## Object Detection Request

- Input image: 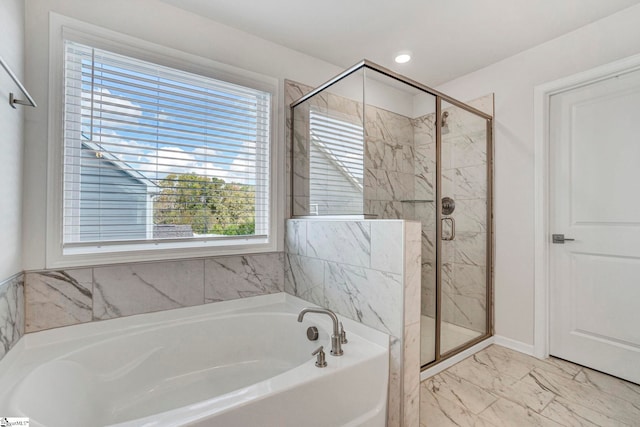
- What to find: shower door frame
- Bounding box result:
[432,97,494,369]
[289,60,494,370]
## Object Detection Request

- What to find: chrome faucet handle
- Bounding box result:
[312,346,327,368]
[339,322,348,344]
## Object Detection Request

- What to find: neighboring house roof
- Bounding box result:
[81,139,158,190]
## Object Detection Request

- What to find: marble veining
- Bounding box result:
[365,138,386,170]
[365,107,413,145]
[284,253,324,307]
[411,114,436,145]
[374,170,414,202]
[387,335,402,427]
[441,165,487,201]
[324,261,402,336]
[93,260,204,320]
[421,344,640,427]
[285,220,307,256]
[403,320,421,427]
[307,221,371,268]
[0,273,24,361]
[371,221,404,274]
[25,269,93,332]
[21,253,285,333]
[204,254,284,303]
[404,222,422,325]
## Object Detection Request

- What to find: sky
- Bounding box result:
[72,41,269,187]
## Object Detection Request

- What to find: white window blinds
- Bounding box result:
[309,108,364,215]
[63,40,271,247]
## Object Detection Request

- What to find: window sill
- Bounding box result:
[47,237,276,269]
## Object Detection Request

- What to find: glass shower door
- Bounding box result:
[438,100,491,355]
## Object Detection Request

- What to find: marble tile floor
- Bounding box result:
[421,315,483,366]
[420,344,640,426]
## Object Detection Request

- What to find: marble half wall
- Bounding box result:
[284,219,421,427]
[0,273,24,362]
[24,253,284,333]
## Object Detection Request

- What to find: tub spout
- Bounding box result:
[297,307,343,356]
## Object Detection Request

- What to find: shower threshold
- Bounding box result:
[420,315,483,366]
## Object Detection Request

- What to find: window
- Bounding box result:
[58,38,274,262]
[308,108,364,215]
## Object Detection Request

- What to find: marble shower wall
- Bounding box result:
[364,106,416,220]
[0,273,24,362]
[24,253,284,333]
[284,218,421,427]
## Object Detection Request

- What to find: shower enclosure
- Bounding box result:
[290,60,493,369]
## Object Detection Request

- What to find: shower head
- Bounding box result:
[441,111,449,135]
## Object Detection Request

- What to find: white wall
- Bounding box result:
[23,0,342,270]
[0,0,25,279]
[435,4,640,346]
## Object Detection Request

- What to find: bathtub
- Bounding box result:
[0,293,389,426]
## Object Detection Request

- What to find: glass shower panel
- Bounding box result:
[412,92,438,366]
[440,101,489,354]
[292,69,365,216]
[361,68,438,366]
[362,69,431,218]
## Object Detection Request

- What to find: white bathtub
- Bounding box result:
[0,293,389,427]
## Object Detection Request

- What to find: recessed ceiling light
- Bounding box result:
[394,52,412,64]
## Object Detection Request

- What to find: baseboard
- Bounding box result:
[493,335,535,356]
[420,337,495,381]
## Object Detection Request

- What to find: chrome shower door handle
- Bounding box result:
[441,217,455,241]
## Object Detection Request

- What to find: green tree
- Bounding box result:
[154,173,255,235]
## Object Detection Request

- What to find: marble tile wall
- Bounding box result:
[0,273,24,362]
[284,218,420,427]
[24,253,284,332]
[364,107,416,221]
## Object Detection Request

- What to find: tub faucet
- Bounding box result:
[297,307,343,356]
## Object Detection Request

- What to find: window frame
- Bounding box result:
[46,15,281,268]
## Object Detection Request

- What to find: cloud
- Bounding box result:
[95,136,257,186]
[82,88,143,118]
[83,97,260,186]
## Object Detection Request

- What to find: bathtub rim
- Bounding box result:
[0,292,389,378]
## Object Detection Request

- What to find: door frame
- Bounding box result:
[533,53,640,359]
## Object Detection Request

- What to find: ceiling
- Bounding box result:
[159,0,640,86]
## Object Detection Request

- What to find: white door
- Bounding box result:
[549,68,640,384]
